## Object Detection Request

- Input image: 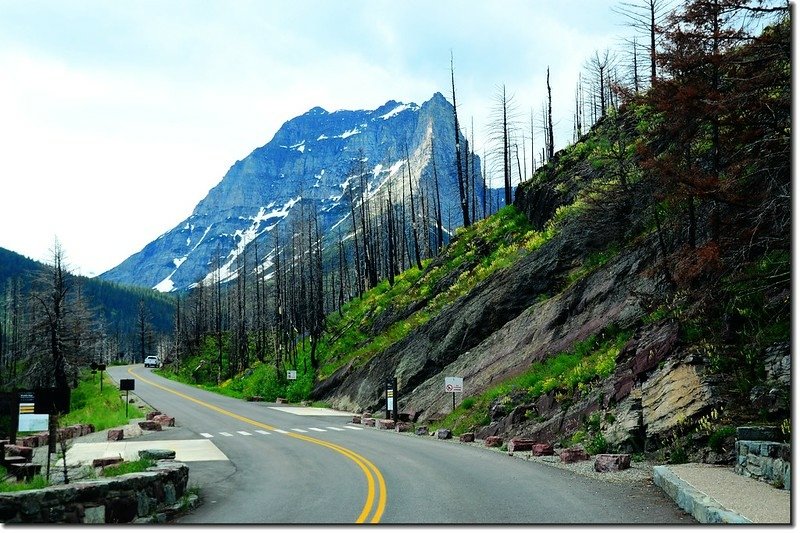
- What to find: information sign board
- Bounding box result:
[287,370,297,380]
[444,376,463,393]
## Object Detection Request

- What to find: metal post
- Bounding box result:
[392,377,398,422]
[452,392,456,412]
[125,390,129,417]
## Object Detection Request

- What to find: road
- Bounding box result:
[107,365,692,525]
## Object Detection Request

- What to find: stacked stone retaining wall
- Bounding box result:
[0,460,189,524]
[735,440,790,490]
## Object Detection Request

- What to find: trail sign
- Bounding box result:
[287,370,297,380]
[444,377,463,393]
[119,379,135,417]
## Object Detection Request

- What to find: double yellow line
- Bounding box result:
[126,367,386,523]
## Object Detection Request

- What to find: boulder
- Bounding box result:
[138,421,163,431]
[362,412,373,419]
[507,437,536,453]
[415,426,428,436]
[459,432,475,443]
[275,397,288,404]
[436,428,452,440]
[352,415,362,424]
[92,456,124,468]
[146,411,163,421]
[484,436,503,448]
[594,453,631,472]
[247,395,264,402]
[531,443,554,456]
[560,446,590,463]
[107,429,124,441]
[363,418,376,427]
[395,422,413,433]
[138,449,177,461]
[152,415,175,427]
[377,419,395,430]
[19,435,40,448]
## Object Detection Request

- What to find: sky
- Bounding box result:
[0,0,626,277]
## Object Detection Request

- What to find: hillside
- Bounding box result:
[161,12,789,460]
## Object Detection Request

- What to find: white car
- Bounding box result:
[144,356,161,368]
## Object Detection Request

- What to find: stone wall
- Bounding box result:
[735,440,790,490]
[0,460,189,524]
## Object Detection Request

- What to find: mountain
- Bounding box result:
[100,93,485,292]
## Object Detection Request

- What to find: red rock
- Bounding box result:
[4,445,33,461]
[395,422,413,432]
[20,436,39,448]
[352,415,362,424]
[153,414,175,427]
[138,420,162,431]
[362,412,372,419]
[594,453,631,472]
[484,436,503,448]
[531,443,554,456]
[92,456,124,468]
[559,446,590,463]
[459,432,475,443]
[363,418,376,427]
[146,411,162,421]
[507,437,536,453]
[377,419,395,430]
[107,429,124,441]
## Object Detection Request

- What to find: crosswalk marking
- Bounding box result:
[200,432,214,438]
[344,425,364,430]
[291,428,308,433]
[273,429,290,434]
[308,427,326,432]
[220,432,234,437]
[237,431,252,436]
[325,427,346,431]
[255,430,270,435]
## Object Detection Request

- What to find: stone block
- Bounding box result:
[459,432,475,443]
[152,415,175,427]
[107,429,124,441]
[83,506,105,524]
[275,397,288,404]
[507,437,535,453]
[436,428,452,440]
[4,445,33,462]
[531,443,554,456]
[246,396,264,402]
[415,426,428,436]
[352,415,362,424]
[92,457,124,468]
[362,412,372,419]
[138,421,162,431]
[594,453,631,472]
[146,411,162,421]
[484,436,503,448]
[395,422,412,433]
[377,419,395,430]
[139,449,177,461]
[560,446,590,463]
[363,418,376,427]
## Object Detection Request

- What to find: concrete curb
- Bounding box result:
[653,465,751,524]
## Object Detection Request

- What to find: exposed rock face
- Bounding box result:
[641,360,715,436]
[101,93,485,292]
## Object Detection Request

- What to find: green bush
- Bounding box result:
[101,458,155,477]
[585,434,609,455]
[708,426,736,452]
[461,398,475,410]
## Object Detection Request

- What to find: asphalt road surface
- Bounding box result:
[106,365,692,525]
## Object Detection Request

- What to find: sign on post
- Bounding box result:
[119,379,135,417]
[18,391,48,432]
[444,377,464,411]
[385,377,398,422]
[287,370,297,380]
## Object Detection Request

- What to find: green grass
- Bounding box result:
[433,328,632,434]
[0,472,49,492]
[60,372,145,430]
[100,458,155,477]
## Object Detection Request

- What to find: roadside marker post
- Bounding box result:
[385,377,398,422]
[120,379,135,417]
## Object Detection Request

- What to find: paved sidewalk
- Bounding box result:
[654,463,790,524]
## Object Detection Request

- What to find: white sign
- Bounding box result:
[387,389,394,411]
[287,370,297,380]
[19,414,48,432]
[444,376,463,393]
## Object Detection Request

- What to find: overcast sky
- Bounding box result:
[0,0,626,276]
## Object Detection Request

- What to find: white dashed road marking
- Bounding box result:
[308,427,326,432]
[237,431,252,436]
[273,429,290,434]
[291,428,309,433]
[220,432,234,437]
[255,430,270,435]
[200,433,214,438]
[345,425,364,430]
[326,427,346,431]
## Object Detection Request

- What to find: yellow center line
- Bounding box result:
[126,367,386,523]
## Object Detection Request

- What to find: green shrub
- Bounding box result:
[585,434,609,455]
[461,398,475,410]
[708,426,736,452]
[101,458,155,477]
